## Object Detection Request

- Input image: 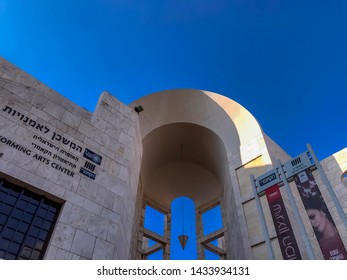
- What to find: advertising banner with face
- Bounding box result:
[265,185,302,260]
[294,169,347,260]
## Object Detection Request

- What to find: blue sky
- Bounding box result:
[1,1,347,259]
[1,1,346,160]
[144,197,222,259]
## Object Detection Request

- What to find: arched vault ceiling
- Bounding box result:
[131,89,264,208]
[141,123,228,208]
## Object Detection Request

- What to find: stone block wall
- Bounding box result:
[1,56,346,260]
[234,144,347,260]
[0,57,142,259]
[314,149,347,249]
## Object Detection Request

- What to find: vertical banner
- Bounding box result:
[265,185,302,260]
[294,169,347,260]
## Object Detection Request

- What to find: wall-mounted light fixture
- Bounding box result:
[134,105,144,114]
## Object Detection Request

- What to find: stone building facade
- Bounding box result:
[0,56,346,260]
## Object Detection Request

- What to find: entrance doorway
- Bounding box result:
[136,123,228,259]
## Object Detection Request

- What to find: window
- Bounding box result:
[202,205,222,236]
[0,179,61,259]
[171,197,197,260]
[144,205,165,260]
[201,205,224,260]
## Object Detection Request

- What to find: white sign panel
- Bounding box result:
[282,151,315,179]
[255,168,281,194]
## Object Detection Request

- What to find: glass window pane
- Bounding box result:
[36,208,47,219]
[28,226,40,236]
[42,221,52,231]
[21,195,29,202]
[16,200,28,211]
[7,242,21,255]
[33,217,44,227]
[7,218,19,229]
[0,213,7,225]
[13,232,25,243]
[5,252,16,260]
[0,250,5,258]
[46,211,55,221]
[17,222,29,233]
[6,195,17,206]
[0,190,7,201]
[31,250,41,260]
[0,239,9,250]
[26,203,37,214]
[12,209,24,220]
[20,246,32,259]
[49,207,57,214]
[3,228,15,240]
[22,212,34,223]
[1,204,12,215]
[25,236,36,247]
[35,240,44,251]
[41,202,50,210]
[0,179,61,260]
[38,230,48,240]
[29,198,39,206]
[9,188,21,197]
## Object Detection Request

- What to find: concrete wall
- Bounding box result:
[1,57,346,260]
[235,146,347,260]
[130,89,278,260]
[313,149,347,254]
[0,57,142,259]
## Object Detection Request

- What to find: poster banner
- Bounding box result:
[294,169,347,260]
[265,185,302,260]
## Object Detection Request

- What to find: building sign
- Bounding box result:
[83,148,102,165]
[265,185,302,259]
[1,105,102,180]
[80,167,96,180]
[255,168,302,259]
[283,151,314,179]
[293,169,347,260]
[256,169,281,194]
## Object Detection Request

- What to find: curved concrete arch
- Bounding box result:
[130,89,264,158]
[141,122,227,208]
[131,89,273,259]
[148,161,221,208]
[131,89,270,209]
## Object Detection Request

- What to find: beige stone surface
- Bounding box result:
[0,58,142,260]
[1,57,346,260]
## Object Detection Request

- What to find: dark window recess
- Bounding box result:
[0,179,61,259]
